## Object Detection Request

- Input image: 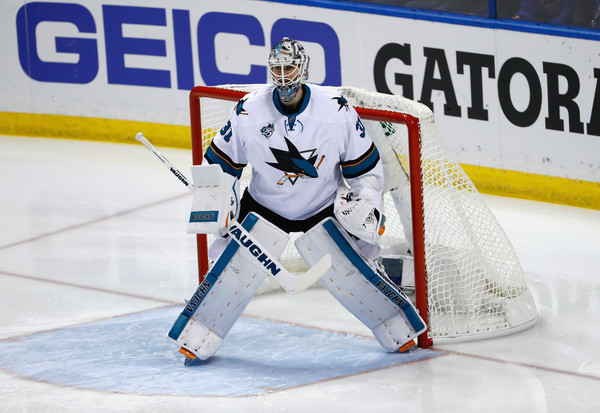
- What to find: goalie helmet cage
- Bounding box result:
[189,84,538,349]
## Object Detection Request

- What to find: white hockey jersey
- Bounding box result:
[205,84,384,221]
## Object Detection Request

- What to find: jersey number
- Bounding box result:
[220,120,232,142]
[356,117,366,138]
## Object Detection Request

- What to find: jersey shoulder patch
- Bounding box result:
[331,95,349,112]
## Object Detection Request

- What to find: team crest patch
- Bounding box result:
[260,123,275,138]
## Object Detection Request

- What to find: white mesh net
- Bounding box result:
[192,84,537,344]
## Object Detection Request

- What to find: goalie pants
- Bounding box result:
[232,188,380,260]
[209,189,341,262]
[239,188,335,233]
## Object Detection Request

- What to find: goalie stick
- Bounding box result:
[134,132,331,294]
[135,132,194,191]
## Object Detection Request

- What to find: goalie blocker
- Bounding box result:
[296,218,426,352]
[187,163,240,236]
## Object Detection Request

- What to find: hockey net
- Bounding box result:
[189,84,538,348]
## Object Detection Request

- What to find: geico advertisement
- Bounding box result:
[1,0,598,182]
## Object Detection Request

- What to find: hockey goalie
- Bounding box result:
[168,37,426,364]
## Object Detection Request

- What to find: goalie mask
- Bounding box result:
[268,37,310,103]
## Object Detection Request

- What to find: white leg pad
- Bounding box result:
[295,218,426,352]
[168,213,289,360]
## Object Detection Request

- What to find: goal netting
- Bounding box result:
[189,84,538,347]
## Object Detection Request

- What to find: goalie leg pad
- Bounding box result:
[169,212,289,360]
[295,218,426,352]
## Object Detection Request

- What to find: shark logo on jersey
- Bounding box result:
[235,98,248,116]
[333,96,349,112]
[260,122,275,138]
[266,137,323,185]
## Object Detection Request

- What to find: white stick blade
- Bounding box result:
[288,253,332,294]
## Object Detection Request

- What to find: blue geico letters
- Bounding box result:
[15,3,341,88]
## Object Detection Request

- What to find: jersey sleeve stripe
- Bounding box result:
[341,143,380,179]
[204,141,246,178]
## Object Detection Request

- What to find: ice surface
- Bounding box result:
[0,136,599,412]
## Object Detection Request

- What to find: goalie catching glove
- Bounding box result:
[334,185,385,244]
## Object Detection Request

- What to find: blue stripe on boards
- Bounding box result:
[260,0,600,41]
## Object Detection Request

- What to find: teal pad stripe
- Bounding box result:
[168,213,259,340]
[321,219,425,332]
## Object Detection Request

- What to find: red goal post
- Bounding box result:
[189,84,538,349]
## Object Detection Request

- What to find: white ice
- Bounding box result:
[0,135,599,412]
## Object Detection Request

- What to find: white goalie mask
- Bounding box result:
[268,37,310,103]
